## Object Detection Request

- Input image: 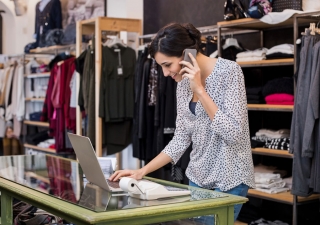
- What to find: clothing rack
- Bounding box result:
[76,17,142,169]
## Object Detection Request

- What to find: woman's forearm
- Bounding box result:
[141,152,172,176]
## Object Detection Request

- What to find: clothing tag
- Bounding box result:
[117,51,123,76]
[117,66,123,76]
[114,49,121,52]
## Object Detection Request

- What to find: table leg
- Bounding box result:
[227,206,234,225]
[0,190,12,225]
[216,206,234,225]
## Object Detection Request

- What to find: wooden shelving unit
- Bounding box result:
[24,72,50,78]
[25,98,45,102]
[30,44,75,54]
[247,104,293,112]
[23,120,49,127]
[252,148,292,158]
[217,13,320,225]
[217,17,316,30]
[238,58,294,68]
[76,17,142,159]
[24,144,56,154]
[248,189,320,205]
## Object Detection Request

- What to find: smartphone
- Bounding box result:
[183,49,197,67]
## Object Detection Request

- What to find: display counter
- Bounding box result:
[0,154,247,225]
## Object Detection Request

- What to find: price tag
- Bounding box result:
[117,66,123,76]
[116,49,123,76]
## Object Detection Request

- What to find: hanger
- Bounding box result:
[309,23,316,35]
[206,35,217,44]
[222,34,241,50]
[103,36,127,48]
[315,21,320,35]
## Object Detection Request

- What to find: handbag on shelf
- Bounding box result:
[272,0,302,12]
[224,0,250,21]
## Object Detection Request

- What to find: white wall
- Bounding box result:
[0,0,143,55]
[0,0,38,54]
[107,0,143,20]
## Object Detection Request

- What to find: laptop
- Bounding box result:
[67,133,123,192]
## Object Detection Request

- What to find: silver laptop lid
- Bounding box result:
[67,133,122,192]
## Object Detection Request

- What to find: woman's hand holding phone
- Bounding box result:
[179,52,204,95]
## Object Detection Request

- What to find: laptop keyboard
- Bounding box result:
[106,179,120,189]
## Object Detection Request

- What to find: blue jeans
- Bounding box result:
[189,180,249,224]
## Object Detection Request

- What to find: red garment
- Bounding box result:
[59,58,76,131]
[265,93,294,102]
[51,66,62,108]
[46,156,77,203]
[41,57,76,153]
[41,66,57,137]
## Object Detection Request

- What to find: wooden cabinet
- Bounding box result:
[217,12,320,225]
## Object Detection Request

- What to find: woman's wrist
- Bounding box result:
[195,86,206,97]
[140,167,148,177]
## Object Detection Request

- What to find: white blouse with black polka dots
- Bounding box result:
[162,57,255,191]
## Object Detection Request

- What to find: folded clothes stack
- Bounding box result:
[246,86,264,104]
[256,128,290,139]
[249,218,289,225]
[265,93,294,105]
[262,77,294,105]
[254,172,289,194]
[251,129,290,150]
[29,111,42,121]
[37,139,55,149]
[265,137,290,151]
[236,48,268,62]
[282,177,292,190]
[266,44,294,59]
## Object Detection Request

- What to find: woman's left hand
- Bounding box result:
[179,53,204,95]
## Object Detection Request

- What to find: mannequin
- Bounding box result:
[34,0,62,47]
[38,0,51,11]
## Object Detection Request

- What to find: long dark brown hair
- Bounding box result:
[149,23,203,58]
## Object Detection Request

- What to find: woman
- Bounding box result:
[110,23,255,221]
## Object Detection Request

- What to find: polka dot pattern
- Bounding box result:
[162,57,255,191]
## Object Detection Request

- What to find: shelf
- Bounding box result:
[247,104,293,112]
[29,44,74,53]
[217,16,318,30]
[24,144,56,154]
[238,58,294,68]
[25,98,45,102]
[25,171,50,184]
[252,148,292,158]
[248,189,320,205]
[79,17,142,35]
[23,120,49,127]
[24,72,50,78]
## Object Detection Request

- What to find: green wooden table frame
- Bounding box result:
[0,155,247,225]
